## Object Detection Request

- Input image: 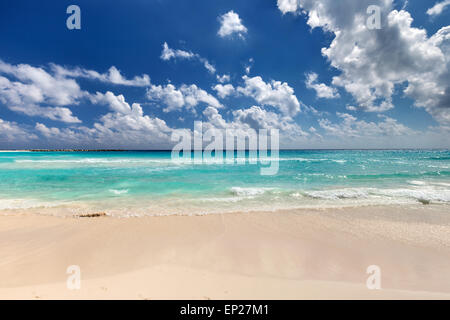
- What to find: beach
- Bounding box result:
[1,205,450,300]
[2,0,450,304]
[1,150,449,299]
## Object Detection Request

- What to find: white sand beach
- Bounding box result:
[1,205,450,300]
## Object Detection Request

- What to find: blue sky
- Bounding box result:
[0,0,449,149]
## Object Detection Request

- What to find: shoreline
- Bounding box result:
[1,205,450,299]
[0,201,446,218]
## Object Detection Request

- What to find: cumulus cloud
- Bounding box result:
[0,118,36,143]
[216,74,231,83]
[89,91,141,114]
[201,105,307,146]
[310,112,450,148]
[0,60,84,106]
[35,123,89,144]
[212,84,235,99]
[0,60,83,123]
[10,104,81,123]
[236,75,301,117]
[210,75,302,117]
[233,106,307,137]
[198,106,447,149]
[51,64,150,86]
[427,0,450,17]
[218,11,248,39]
[160,42,216,74]
[318,112,415,138]
[35,92,179,149]
[160,42,195,60]
[305,72,340,99]
[277,0,302,15]
[147,83,223,112]
[277,0,450,124]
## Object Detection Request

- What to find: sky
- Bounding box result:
[0,0,449,149]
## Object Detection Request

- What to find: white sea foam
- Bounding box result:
[109,189,129,195]
[14,158,176,164]
[408,180,427,186]
[230,187,274,197]
[303,187,450,204]
[0,198,65,210]
[378,188,450,203]
[305,189,370,200]
[1,185,449,217]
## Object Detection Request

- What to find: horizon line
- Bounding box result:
[0,148,449,152]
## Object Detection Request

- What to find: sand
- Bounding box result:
[1,205,450,300]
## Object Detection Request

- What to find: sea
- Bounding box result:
[0,150,449,217]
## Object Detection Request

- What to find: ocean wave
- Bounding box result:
[304,189,370,200]
[426,156,450,161]
[347,171,450,180]
[1,185,449,217]
[230,187,274,197]
[109,189,129,195]
[0,198,66,210]
[229,184,450,204]
[303,187,450,204]
[14,158,176,164]
[407,180,427,186]
[12,157,350,165]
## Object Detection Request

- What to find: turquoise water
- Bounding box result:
[0,150,449,216]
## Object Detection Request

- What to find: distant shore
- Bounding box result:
[1,205,449,299]
[1,148,449,152]
[0,149,129,152]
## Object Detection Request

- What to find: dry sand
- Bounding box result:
[0,205,450,299]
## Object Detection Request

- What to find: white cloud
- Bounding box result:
[160,42,216,74]
[147,83,223,112]
[236,75,301,117]
[0,118,36,143]
[0,60,84,106]
[277,0,302,15]
[0,61,83,123]
[308,126,323,139]
[277,0,450,124]
[233,106,307,137]
[89,91,140,115]
[51,64,150,86]
[244,58,254,75]
[147,84,184,112]
[318,112,414,138]
[216,74,230,83]
[202,106,228,129]
[160,42,195,60]
[218,11,248,39]
[9,104,81,123]
[427,0,450,16]
[202,60,216,74]
[211,75,303,118]
[305,72,340,99]
[34,123,88,144]
[35,93,179,149]
[201,105,307,145]
[212,84,235,99]
[35,122,61,138]
[198,105,308,150]
[309,113,450,148]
